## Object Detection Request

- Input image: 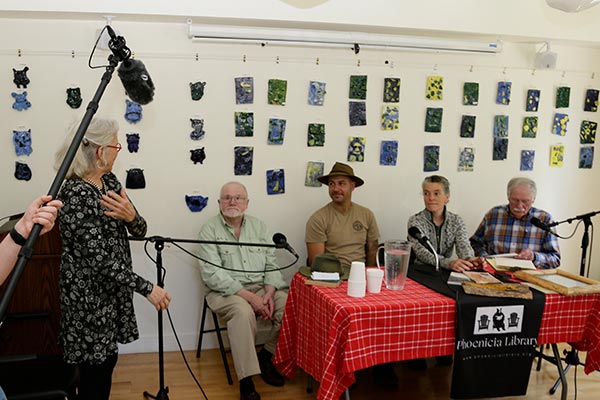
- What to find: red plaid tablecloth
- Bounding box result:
[539,290,600,374]
[274,273,600,400]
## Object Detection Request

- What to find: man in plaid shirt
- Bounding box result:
[470,177,560,269]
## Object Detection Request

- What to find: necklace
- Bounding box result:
[84,177,105,195]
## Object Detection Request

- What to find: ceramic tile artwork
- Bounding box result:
[496,81,512,105]
[305,161,324,187]
[190,81,206,101]
[267,118,286,144]
[235,77,254,104]
[493,115,509,137]
[552,113,569,136]
[579,146,594,169]
[349,101,367,126]
[425,107,443,132]
[380,140,398,166]
[426,75,443,100]
[381,105,399,130]
[184,195,209,212]
[234,146,253,175]
[584,89,599,112]
[580,120,597,144]
[12,129,32,156]
[460,115,476,138]
[493,137,508,160]
[458,147,475,172]
[349,75,368,100]
[266,169,285,194]
[526,89,540,112]
[268,79,287,105]
[556,86,570,108]
[463,82,479,106]
[423,145,440,172]
[520,150,535,171]
[308,81,326,106]
[348,136,366,162]
[383,78,401,103]
[307,123,325,147]
[522,117,538,138]
[234,112,254,137]
[550,144,564,167]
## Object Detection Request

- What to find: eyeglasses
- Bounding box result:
[219,195,247,203]
[509,197,532,206]
[105,143,122,152]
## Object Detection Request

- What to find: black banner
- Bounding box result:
[407,264,546,399]
[450,289,545,399]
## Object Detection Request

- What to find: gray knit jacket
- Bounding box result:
[407,208,475,269]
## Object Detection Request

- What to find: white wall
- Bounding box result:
[3,0,600,43]
[1,3,599,354]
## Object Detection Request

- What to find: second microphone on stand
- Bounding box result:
[272,233,299,259]
[408,226,440,272]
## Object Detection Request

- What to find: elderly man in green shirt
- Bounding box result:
[198,181,288,400]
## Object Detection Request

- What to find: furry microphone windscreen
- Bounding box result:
[117,59,155,105]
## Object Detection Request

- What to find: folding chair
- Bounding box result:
[195,298,233,385]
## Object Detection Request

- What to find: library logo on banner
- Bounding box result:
[473,305,524,335]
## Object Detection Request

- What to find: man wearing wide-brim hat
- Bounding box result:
[305,161,380,268]
[306,163,397,385]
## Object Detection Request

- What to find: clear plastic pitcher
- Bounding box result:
[376,240,411,290]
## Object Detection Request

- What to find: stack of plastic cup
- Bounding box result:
[347,261,366,298]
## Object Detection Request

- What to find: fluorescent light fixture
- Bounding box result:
[188,23,502,54]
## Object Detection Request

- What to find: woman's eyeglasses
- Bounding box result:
[105,143,122,152]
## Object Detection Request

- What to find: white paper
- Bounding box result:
[311,271,340,281]
[488,257,536,270]
[487,253,518,258]
[447,272,472,285]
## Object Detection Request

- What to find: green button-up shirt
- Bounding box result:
[198,213,287,296]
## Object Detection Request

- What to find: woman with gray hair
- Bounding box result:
[407,175,483,370]
[54,117,171,400]
[407,175,483,272]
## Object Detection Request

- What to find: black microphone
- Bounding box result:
[105,25,155,105]
[530,217,551,231]
[408,226,433,252]
[272,233,299,258]
[408,226,440,271]
[117,59,155,105]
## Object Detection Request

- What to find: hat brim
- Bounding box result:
[297,265,350,281]
[317,174,364,187]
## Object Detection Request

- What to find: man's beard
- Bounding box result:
[222,207,244,218]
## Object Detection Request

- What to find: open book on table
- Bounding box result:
[486,255,535,271]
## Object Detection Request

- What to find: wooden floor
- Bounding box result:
[111,344,600,400]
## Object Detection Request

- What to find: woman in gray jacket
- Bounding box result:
[408,175,483,272]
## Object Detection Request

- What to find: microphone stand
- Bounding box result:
[425,242,440,272]
[0,46,126,324]
[545,210,599,277]
[536,211,599,396]
[128,235,296,400]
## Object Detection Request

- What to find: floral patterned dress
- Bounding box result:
[57,172,152,365]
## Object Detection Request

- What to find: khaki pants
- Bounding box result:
[206,284,288,380]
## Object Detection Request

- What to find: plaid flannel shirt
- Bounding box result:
[469,205,560,269]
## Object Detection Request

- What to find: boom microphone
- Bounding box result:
[272,233,299,258]
[105,25,155,105]
[117,59,155,105]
